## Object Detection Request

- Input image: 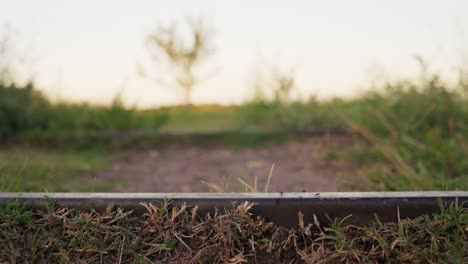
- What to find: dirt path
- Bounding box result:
[93,136,356,192]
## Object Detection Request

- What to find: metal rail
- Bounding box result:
[1,192,466,227]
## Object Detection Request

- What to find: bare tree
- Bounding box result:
[145,18,214,105]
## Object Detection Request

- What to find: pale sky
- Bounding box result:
[1,0,468,107]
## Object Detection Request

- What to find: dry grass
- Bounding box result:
[0,200,466,263]
[203,163,276,193]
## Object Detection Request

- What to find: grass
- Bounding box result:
[338,77,468,191]
[203,163,276,192]
[157,104,240,131]
[0,148,112,192]
[0,199,465,263]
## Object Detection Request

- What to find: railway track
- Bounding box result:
[1,192,466,227]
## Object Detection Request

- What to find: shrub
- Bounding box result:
[0,83,169,145]
[343,75,468,190]
[0,82,50,142]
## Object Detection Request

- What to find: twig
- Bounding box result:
[264,163,275,192]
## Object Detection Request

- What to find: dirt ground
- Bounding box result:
[92,135,357,192]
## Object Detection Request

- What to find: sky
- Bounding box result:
[1,0,468,107]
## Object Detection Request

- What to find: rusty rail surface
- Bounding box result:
[0,192,466,227]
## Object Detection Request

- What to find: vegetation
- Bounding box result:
[144,18,214,105]
[237,69,468,191]
[339,76,468,191]
[1,67,468,191]
[0,199,466,263]
[0,147,110,192]
[238,68,344,130]
[0,82,169,145]
[158,104,239,131]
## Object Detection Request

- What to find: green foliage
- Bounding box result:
[350,77,467,138]
[46,98,168,133]
[0,83,50,141]
[238,69,342,130]
[238,68,468,190]
[239,97,342,130]
[159,104,239,131]
[343,76,468,190]
[0,83,169,145]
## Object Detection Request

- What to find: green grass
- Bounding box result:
[0,148,112,192]
[157,104,240,131]
[339,77,468,191]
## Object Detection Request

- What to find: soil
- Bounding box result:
[92,135,357,192]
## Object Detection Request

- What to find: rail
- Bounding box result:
[1,192,466,227]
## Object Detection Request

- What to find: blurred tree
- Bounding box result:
[145,18,214,105]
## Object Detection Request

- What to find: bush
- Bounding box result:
[343,75,468,190]
[0,83,169,145]
[0,82,50,142]
[238,69,342,130]
[238,69,468,190]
